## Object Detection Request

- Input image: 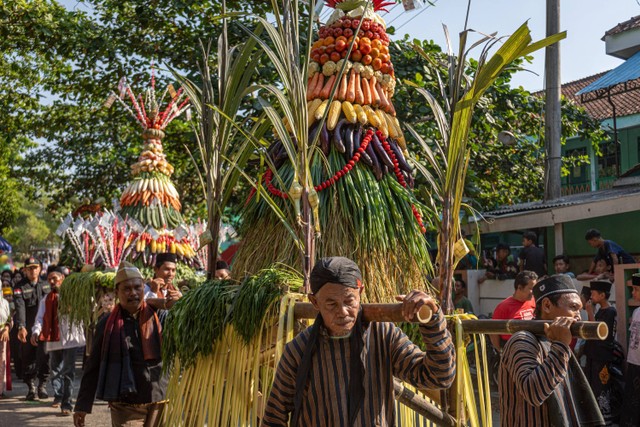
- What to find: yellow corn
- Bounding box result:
[341,101,357,124]
[327,100,342,131]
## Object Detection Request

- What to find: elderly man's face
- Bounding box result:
[154,262,176,286]
[310,283,361,337]
[543,293,582,321]
[116,278,145,314]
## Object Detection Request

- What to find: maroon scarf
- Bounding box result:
[39,292,60,342]
[102,302,162,361]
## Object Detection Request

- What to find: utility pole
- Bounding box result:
[544,0,562,201]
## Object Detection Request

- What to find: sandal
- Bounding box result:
[60,409,71,416]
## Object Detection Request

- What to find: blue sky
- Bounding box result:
[371,0,640,91]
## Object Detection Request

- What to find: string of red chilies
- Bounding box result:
[263,128,426,233]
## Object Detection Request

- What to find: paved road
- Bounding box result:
[0,353,110,427]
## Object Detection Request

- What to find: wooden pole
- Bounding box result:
[393,379,457,427]
[293,303,607,340]
[294,302,433,324]
[459,319,607,340]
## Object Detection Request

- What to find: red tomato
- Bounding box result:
[351,50,363,62]
[372,57,382,70]
[361,54,372,65]
[320,53,329,65]
[330,51,341,62]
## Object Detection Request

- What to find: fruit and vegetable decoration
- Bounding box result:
[109,74,200,266]
[233,0,433,301]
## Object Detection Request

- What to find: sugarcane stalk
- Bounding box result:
[459,319,608,340]
[294,302,433,323]
[393,379,457,427]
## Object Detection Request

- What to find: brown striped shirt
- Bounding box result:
[499,331,572,426]
[261,310,455,426]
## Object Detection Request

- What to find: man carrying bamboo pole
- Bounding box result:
[73,262,168,427]
[498,275,605,426]
[261,256,456,427]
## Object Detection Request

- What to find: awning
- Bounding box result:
[576,50,640,99]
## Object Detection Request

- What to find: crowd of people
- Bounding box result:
[0,252,194,426]
[0,225,639,426]
[474,228,638,427]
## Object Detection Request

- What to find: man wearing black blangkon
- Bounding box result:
[261,256,456,426]
[499,274,604,426]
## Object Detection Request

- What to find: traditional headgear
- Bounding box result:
[632,273,640,287]
[215,260,230,270]
[580,285,591,299]
[114,261,143,285]
[48,266,67,277]
[590,280,612,293]
[495,243,510,252]
[310,257,363,294]
[155,253,177,267]
[24,256,41,267]
[533,274,578,304]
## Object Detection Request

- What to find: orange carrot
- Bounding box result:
[385,89,396,115]
[361,76,371,105]
[320,74,336,99]
[307,72,319,101]
[346,69,356,103]
[354,73,364,105]
[312,73,324,99]
[337,74,348,101]
[375,82,388,110]
[370,75,381,107]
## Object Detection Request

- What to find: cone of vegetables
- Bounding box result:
[233,0,433,302]
[110,74,199,267]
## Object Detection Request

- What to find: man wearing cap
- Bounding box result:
[31,266,85,415]
[14,256,51,400]
[620,274,640,426]
[584,280,622,425]
[261,256,456,426]
[144,253,182,301]
[499,275,604,426]
[74,261,169,427]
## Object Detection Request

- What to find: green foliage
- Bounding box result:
[3,195,59,256]
[391,35,606,211]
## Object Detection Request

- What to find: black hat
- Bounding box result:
[310,257,362,294]
[533,274,578,304]
[632,273,640,287]
[155,253,177,267]
[590,280,612,293]
[215,260,229,270]
[580,285,591,299]
[24,256,41,267]
[47,266,67,277]
[495,243,510,251]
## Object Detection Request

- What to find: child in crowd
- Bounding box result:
[553,254,575,278]
[620,274,640,426]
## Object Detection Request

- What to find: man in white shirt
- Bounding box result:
[31,266,85,415]
[144,253,182,301]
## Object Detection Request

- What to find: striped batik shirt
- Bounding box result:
[499,330,572,426]
[261,310,455,426]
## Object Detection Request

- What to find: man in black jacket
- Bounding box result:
[74,261,171,427]
[14,256,51,400]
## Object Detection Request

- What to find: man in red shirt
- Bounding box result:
[490,271,537,352]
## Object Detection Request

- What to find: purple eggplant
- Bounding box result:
[388,139,412,173]
[332,119,347,153]
[366,143,383,180]
[371,133,395,169]
[320,123,330,155]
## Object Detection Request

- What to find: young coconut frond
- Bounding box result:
[407,22,566,312]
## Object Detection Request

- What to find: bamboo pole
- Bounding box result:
[393,379,457,427]
[293,303,607,340]
[294,302,433,324]
[459,319,608,340]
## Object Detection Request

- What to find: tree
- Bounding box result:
[389,34,606,212]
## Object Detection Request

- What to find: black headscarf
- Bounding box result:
[291,257,365,426]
